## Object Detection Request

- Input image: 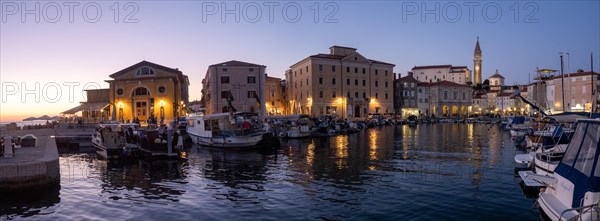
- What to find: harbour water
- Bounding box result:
[1,124,540,220]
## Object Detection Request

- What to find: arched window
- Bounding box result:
[133,87,149,96]
[136,67,155,76]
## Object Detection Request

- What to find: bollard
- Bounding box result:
[3,136,13,158]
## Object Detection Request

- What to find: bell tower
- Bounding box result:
[474,37,482,85]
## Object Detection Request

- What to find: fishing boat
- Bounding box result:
[186,112,263,148]
[265,114,312,138]
[535,119,600,221]
[91,123,139,159]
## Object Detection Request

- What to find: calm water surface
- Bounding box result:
[1,124,540,220]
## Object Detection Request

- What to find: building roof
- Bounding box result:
[310,54,345,60]
[412,65,452,70]
[368,59,395,66]
[209,60,265,68]
[292,48,395,67]
[489,71,505,79]
[266,76,282,81]
[109,60,183,79]
[329,45,357,50]
[548,71,599,80]
[399,74,419,83]
[419,80,471,88]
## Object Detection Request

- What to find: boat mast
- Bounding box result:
[591,53,596,117]
[560,53,566,112]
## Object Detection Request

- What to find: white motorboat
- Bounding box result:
[187,112,263,148]
[536,119,600,221]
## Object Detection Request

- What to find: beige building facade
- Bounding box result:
[545,71,600,113]
[201,60,267,116]
[286,46,395,119]
[265,76,286,115]
[106,61,189,124]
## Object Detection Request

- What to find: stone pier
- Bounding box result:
[0,135,60,192]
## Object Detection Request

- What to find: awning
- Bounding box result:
[61,102,110,114]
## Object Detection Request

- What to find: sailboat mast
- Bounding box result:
[560,54,566,112]
[591,53,595,116]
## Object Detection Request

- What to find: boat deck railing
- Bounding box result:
[558,203,600,221]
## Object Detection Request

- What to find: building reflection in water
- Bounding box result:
[369,130,378,161]
[94,157,188,203]
[334,135,349,169]
[200,148,271,203]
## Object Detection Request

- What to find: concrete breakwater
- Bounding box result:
[0,136,60,192]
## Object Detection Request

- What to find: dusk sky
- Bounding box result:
[1,1,599,122]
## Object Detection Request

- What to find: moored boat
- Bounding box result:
[91,123,139,159]
[186,112,263,148]
[536,119,600,221]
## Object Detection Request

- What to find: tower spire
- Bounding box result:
[473,37,482,85]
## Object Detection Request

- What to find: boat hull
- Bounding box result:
[188,133,262,148]
[92,140,122,159]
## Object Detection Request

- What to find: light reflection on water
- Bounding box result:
[1,124,539,220]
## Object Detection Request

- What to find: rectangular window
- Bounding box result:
[363,92,366,98]
[248,91,257,98]
[355,92,359,98]
[375,81,378,87]
[385,71,388,76]
[385,93,388,99]
[347,79,350,85]
[204,120,211,131]
[221,76,230,84]
[346,67,350,72]
[306,66,308,72]
[319,64,323,71]
[347,91,350,98]
[355,67,358,73]
[385,81,388,87]
[222,68,228,72]
[375,69,378,75]
[332,66,336,72]
[453,92,457,100]
[319,77,323,84]
[362,68,366,74]
[362,80,366,86]
[375,93,379,99]
[355,79,358,86]
[332,78,336,85]
[332,91,336,98]
[249,68,254,72]
[248,76,256,84]
[306,79,309,86]
[444,92,448,99]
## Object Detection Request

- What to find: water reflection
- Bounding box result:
[0,183,60,219]
[96,159,189,203]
